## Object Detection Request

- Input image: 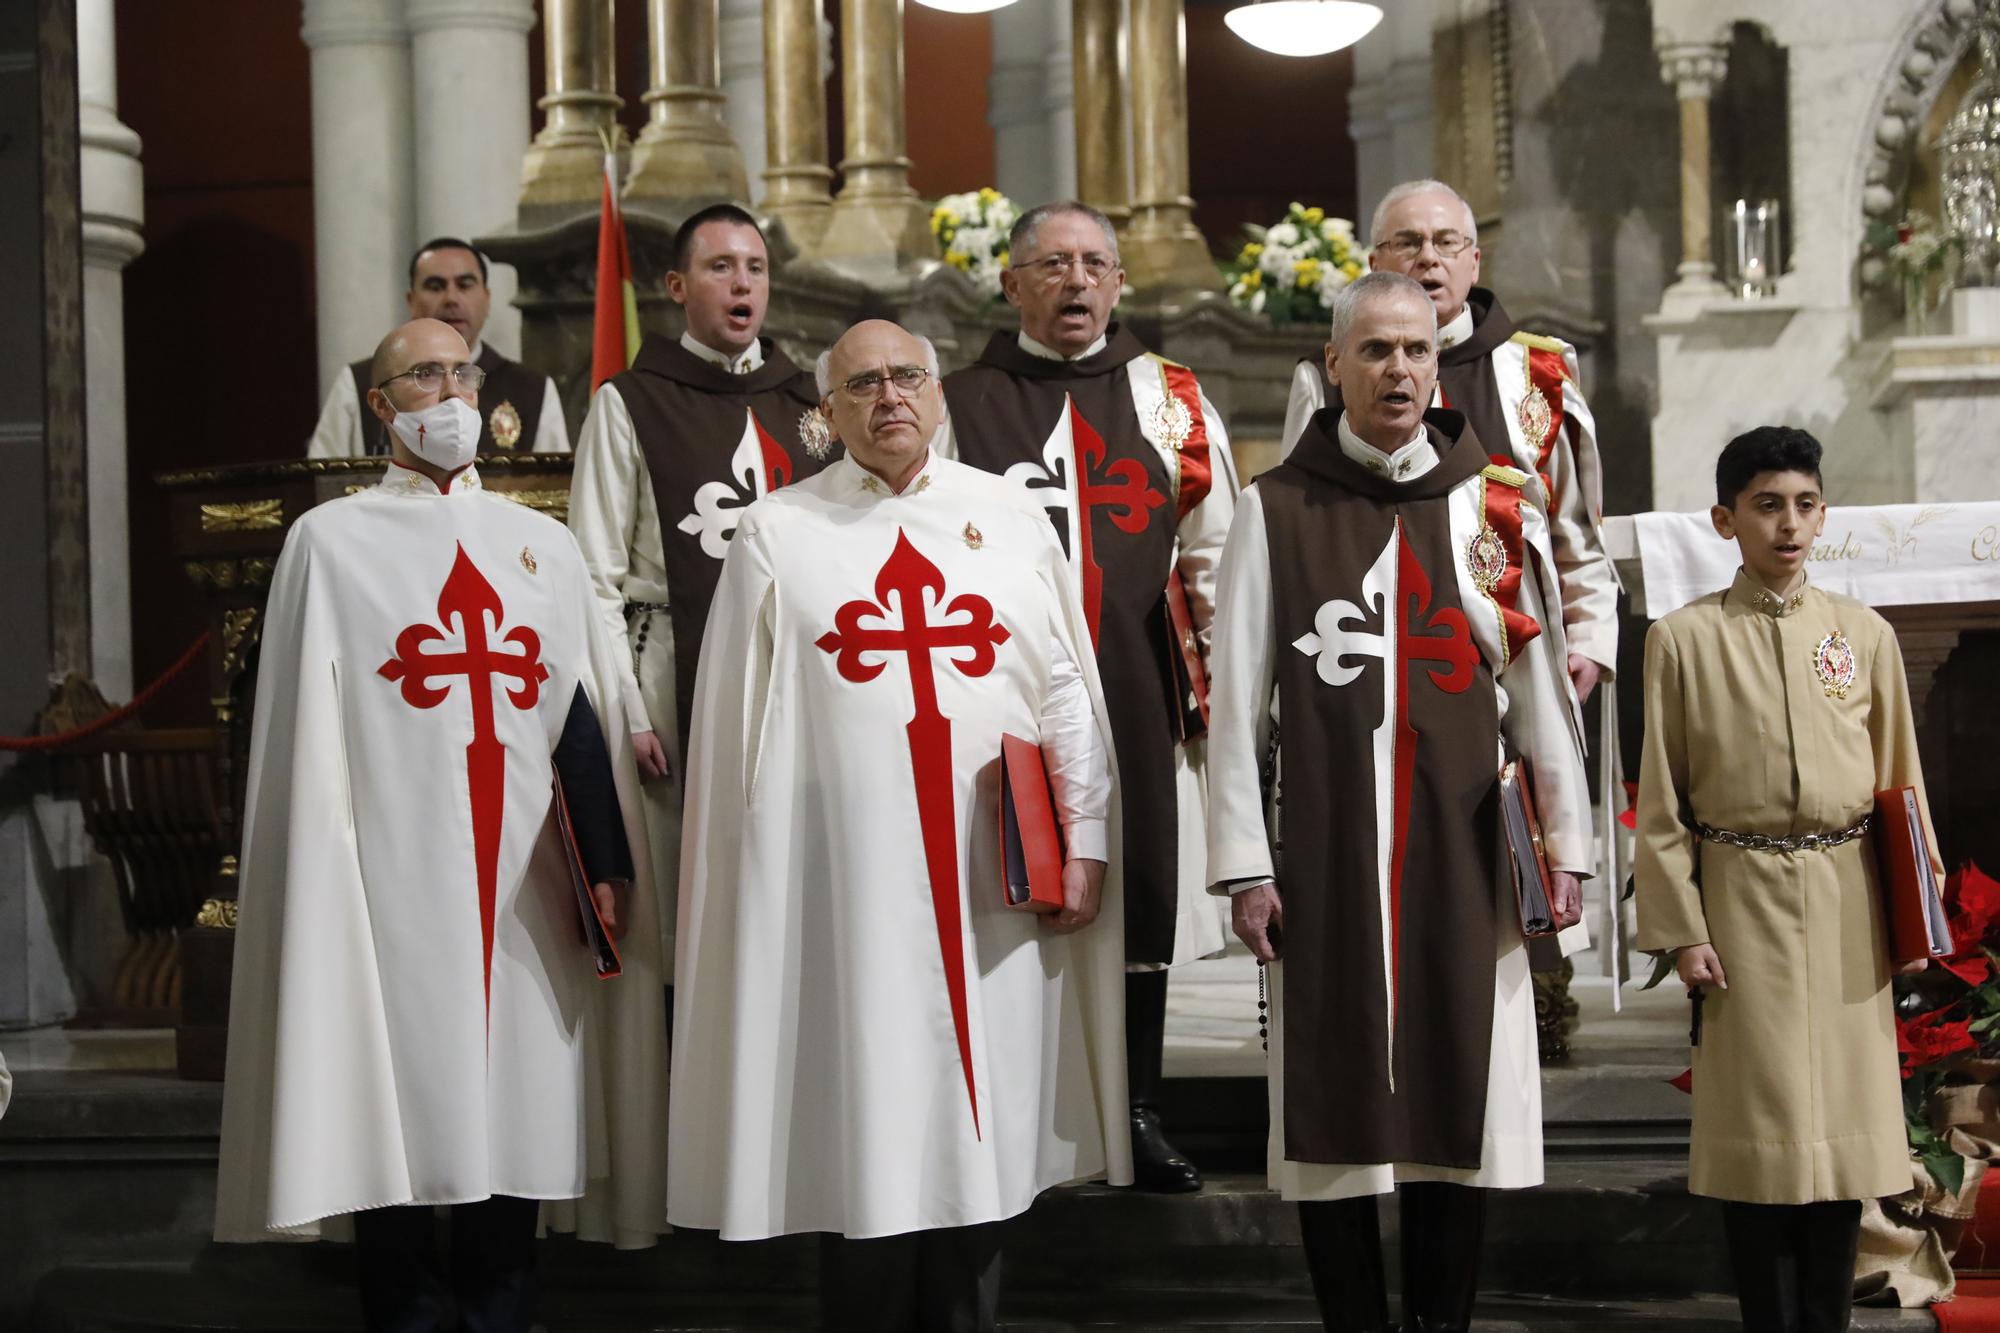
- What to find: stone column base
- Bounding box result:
[521,133,618,207]
[1122,216,1219,295]
[628,131,750,203]
[817,193,934,266]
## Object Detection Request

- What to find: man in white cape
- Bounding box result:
[670,320,1133,1332]
[216,319,669,1331]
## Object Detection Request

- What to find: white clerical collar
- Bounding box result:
[1335,413,1435,481]
[379,460,484,497]
[466,339,486,363]
[841,451,938,498]
[681,331,764,375]
[1437,305,1474,351]
[1018,330,1108,362]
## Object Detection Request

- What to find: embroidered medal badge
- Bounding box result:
[963,522,983,550]
[799,407,833,461]
[1149,391,1194,453]
[488,400,522,450]
[520,545,537,575]
[1517,386,1554,450]
[1467,524,1507,593]
[1812,629,1856,699]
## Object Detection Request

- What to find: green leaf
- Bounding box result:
[1639,951,1678,991]
[1922,1144,1966,1197]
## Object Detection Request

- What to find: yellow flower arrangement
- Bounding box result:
[1220,200,1364,324]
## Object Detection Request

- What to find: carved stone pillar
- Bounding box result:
[628,0,750,202]
[519,0,623,207]
[818,0,933,265]
[992,0,1075,207]
[1071,0,1128,227]
[301,0,414,394]
[719,0,767,200]
[1122,0,1217,293]
[761,0,834,247]
[408,0,536,356]
[78,0,142,699]
[1658,40,1728,296]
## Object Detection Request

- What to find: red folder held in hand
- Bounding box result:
[999,734,1066,914]
[1874,785,1950,966]
[1163,569,1209,744]
[554,772,623,979]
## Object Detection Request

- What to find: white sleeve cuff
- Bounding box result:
[1063,819,1109,863]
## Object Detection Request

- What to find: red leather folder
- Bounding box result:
[1163,569,1209,744]
[1874,785,1950,965]
[999,734,1066,914]
[554,773,623,979]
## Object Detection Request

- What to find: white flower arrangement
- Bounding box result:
[1221,201,1366,325]
[931,188,1018,299]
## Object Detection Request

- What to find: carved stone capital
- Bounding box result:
[1656,39,1727,101]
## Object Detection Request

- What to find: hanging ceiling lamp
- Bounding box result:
[912,0,1018,12]
[1224,0,1383,58]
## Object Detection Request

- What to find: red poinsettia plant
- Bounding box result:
[1900,863,2000,1194]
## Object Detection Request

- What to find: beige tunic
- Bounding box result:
[1634,569,1939,1204]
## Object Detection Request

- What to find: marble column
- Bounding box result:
[1657,40,1728,297]
[301,0,415,397]
[761,0,834,246]
[77,0,141,701]
[720,0,767,202]
[818,0,932,265]
[628,0,751,202]
[1121,0,1217,292]
[991,0,1076,207]
[1071,0,1128,226]
[519,0,623,207]
[408,0,535,358]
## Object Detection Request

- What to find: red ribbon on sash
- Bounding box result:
[1159,363,1212,519]
[1481,464,1544,663]
[1523,346,1567,505]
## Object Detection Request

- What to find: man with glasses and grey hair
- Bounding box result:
[307,237,569,458]
[1283,180,1617,704]
[671,317,1131,1333]
[939,201,1241,1196]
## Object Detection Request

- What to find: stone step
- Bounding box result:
[27,1265,1940,1332]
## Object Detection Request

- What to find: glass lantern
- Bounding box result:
[1726,199,1781,299]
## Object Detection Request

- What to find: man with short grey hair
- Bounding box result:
[1284,179,1618,704]
[1209,270,1591,1333]
[939,199,1242,1195]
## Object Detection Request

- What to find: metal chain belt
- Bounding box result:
[1692,816,1870,853]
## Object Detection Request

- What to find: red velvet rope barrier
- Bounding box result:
[0,631,214,752]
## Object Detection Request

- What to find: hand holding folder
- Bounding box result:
[1874,785,1950,967]
[554,773,624,980]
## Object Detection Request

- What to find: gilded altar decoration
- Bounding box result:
[488,400,523,450]
[490,488,570,525]
[1813,629,1857,699]
[1148,391,1195,455]
[199,498,284,533]
[196,897,240,929]
[799,407,833,461]
[1516,383,1555,450]
[219,607,263,680]
[1467,524,1507,593]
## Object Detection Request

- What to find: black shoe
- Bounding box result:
[1128,1107,1202,1193]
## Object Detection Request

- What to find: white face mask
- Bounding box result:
[388,396,482,472]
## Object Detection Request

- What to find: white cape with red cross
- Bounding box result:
[214,467,668,1247]
[669,453,1133,1242]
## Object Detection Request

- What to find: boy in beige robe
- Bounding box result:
[1635,426,1939,1333]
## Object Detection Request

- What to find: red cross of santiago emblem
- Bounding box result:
[379,543,549,1012]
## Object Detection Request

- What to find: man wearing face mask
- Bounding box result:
[939,200,1240,1195]
[568,203,830,977]
[306,237,570,459]
[217,317,669,1331]
[1281,181,1617,704]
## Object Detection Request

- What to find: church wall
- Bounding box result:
[116,0,319,727]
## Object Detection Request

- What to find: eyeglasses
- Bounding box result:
[1012,252,1118,286]
[839,365,932,401]
[1373,230,1476,260]
[377,362,487,394]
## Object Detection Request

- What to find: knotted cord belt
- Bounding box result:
[1692,816,1870,853]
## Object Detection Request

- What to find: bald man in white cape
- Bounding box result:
[670,320,1132,1332]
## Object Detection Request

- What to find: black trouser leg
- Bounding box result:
[448,1195,542,1333]
[1126,969,1201,1192]
[1724,1201,1801,1333]
[1297,1197,1393,1333]
[352,1205,448,1333]
[916,1222,1006,1333]
[1793,1200,1862,1333]
[1397,1182,1486,1332]
[819,1230,920,1333]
